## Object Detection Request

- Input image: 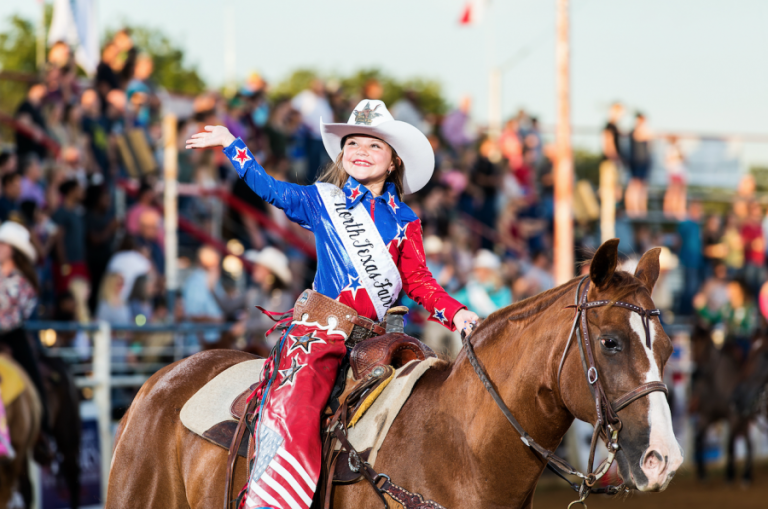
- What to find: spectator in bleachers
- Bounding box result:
[126,54,157,128]
[135,209,165,276]
[0,172,22,222]
[513,250,555,301]
[721,213,745,277]
[678,201,704,315]
[0,152,17,175]
[453,249,512,319]
[95,272,132,327]
[80,89,111,175]
[52,179,89,298]
[470,138,502,250]
[14,84,49,161]
[107,236,151,302]
[701,214,725,275]
[291,79,333,182]
[182,245,223,327]
[85,184,118,312]
[626,112,653,218]
[741,202,765,296]
[126,181,161,243]
[217,247,295,349]
[693,261,730,323]
[441,96,476,153]
[19,154,45,209]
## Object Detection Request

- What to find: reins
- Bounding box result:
[461,275,668,509]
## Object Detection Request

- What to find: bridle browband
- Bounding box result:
[461,276,668,509]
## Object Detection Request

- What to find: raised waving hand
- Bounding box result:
[185,125,236,150]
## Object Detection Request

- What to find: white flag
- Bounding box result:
[48,0,99,76]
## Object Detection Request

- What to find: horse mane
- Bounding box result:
[504,270,647,323]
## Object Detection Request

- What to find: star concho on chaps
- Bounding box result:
[243,320,348,509]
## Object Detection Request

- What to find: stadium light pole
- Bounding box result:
[163,114,179,321]
[554,0,574,284]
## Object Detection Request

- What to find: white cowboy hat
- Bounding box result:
[423,235,444,256]
[0,222,36,263]
[245,247,292,285]
[320,99,435,195]
[473,249,501,271]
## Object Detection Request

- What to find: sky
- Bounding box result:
[2,0,767,162]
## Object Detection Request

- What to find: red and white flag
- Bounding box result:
[458,0,488,26]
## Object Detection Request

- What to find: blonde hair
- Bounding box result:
[316,138,406,198]
[99,272,125,306]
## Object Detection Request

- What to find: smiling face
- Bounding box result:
[341,135,396,190]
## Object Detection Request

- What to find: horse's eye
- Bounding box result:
[601,337,619,350]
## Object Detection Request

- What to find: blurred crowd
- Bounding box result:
[1,30,768,363]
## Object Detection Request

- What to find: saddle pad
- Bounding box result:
[180,356,439,469]
[340,356,441,467]
[0,355,25,407]
[180,359,265,437]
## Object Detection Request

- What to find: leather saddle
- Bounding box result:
[230,332,436,425]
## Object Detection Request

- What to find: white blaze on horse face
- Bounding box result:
[628,313,684,490]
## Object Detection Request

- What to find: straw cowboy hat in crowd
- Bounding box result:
[0,221,36,262]
[245,247,292,285]
[320,99,435,194]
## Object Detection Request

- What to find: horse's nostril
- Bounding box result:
[643,450,665,472]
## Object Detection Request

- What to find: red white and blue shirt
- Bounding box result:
[224,138,465,330]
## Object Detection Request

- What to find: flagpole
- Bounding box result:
[488,67,502,141]
[36,0,46,71]
[554,0,573,284]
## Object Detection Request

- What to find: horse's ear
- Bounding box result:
[590,238,620,290]
[634,247,661,293]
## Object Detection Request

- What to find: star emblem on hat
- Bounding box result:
[393,223,408,247]
[233,147,251,168]
[433,308,447,324]
[352,102,383,125]
[341,274,364,299]
[278,357,304,389]
[289,332,326,355]
[387,193,399,213]
[347,184,362,202]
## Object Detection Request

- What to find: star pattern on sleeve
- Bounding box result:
[393,223,408,247]
[433,308,447,324]
[233,147,251,168]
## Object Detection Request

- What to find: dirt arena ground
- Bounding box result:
[533,462,768,509]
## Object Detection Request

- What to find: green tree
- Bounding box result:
[271,68,448,116]
[0,15,38,122]
[269,68,318,101]
[574,148,603,186]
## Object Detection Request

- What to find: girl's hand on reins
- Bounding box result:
[453,309,479,336]
[185,125,236,150]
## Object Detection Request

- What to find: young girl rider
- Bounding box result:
[186,99,478,509]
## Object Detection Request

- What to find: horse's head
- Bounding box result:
[561,239,683,492]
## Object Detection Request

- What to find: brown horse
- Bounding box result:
[40,354,82,508]
[0,355,42,508]
[690,324,768,483]
[107,240,683,508]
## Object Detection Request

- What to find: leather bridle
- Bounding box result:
[461,276,668,508]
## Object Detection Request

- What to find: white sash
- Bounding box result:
[316,183,403,321]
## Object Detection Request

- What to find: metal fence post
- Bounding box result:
[93,320,112,502]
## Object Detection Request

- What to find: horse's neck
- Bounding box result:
[435,296,575,504]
